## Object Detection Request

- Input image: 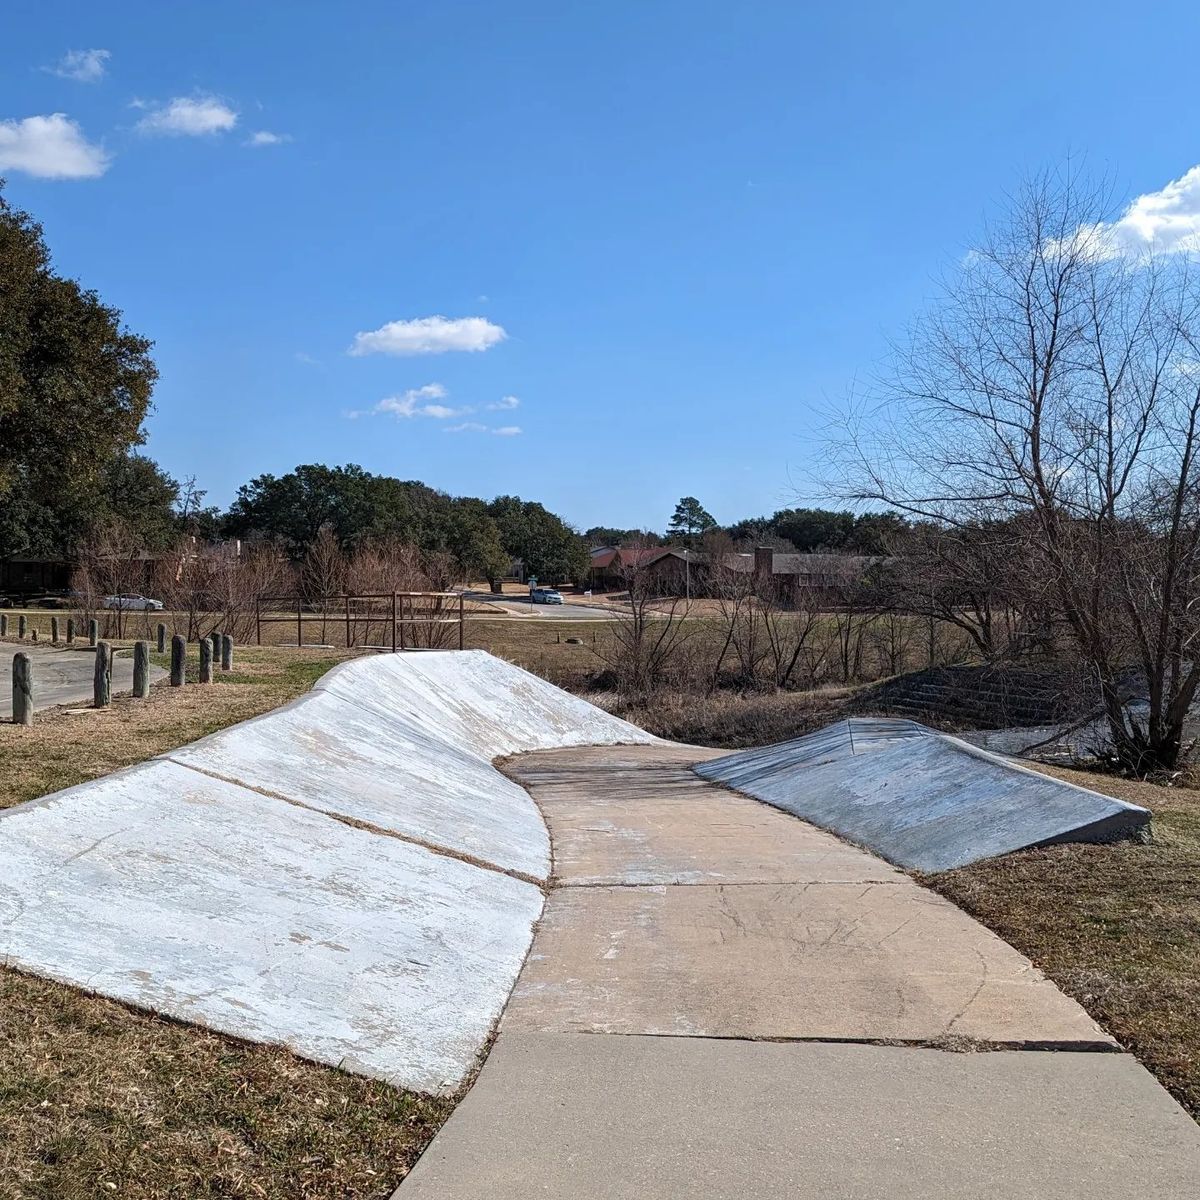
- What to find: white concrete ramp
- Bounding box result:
[0,651,653,1093]
[696,717,1151,872]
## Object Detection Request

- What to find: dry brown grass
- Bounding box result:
[928,762,1200,1120]
[599,685,857,747]
[0,969,452,1200]
[0,645,457,1198]
[0,646,359,812]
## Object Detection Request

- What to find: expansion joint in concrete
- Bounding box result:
[166,757,547,889]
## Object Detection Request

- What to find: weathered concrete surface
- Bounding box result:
[0,644,162,717]
[0,652,663,1092]
[515,744,903,884]
[696,717,1150,871]
[169,686,551,879]
[316,650,657,761]
[399,1033,1200,1199]
[503,744,1108,1046]
[504,882,1109,1044]
[0,758,542,1093]
[396,743,1198,1197]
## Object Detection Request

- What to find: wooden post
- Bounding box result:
[170,635,186,686]
[391,593,397,653]
[345,594,352,649]
[458,592,465,650]
[18,614,27,639]
[296,597,303,648]
[66,617,75,645]
[255,597,262,646]
[51,616,60,643]
[94,641,112,708]
[88,618,98,648]
[221,633,233,671]
[210,631,221,666]
[199,637,213,683]
[133,640,151,698]
[157,622,167,653]
[12,652,32,726]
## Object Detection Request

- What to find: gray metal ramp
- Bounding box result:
[695,718,1150,872]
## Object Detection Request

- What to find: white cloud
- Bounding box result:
[1075,165,1200,259]
[246,130,289,147]
[0,114,109,179]
[445,421,488,434]
[48,48,110,83]
[351,383,469,421]
[492,425,522,436]
[488,394,520,410]
[136,95,238,137]
[348,315,507,357]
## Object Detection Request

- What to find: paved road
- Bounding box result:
[397,743,1200,1198]
[464,591,620,621]
[0,644,159,718]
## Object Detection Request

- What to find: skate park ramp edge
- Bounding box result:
[695,717,1151,872]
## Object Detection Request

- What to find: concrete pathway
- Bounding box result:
[397,743,1200,1197]
[0,644,154,718]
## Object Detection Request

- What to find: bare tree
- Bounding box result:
[301,523,347,643]
[592,539,693,695]
[832,167,1200,771]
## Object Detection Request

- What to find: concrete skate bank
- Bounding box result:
[399,743,1200,1198]
[0,651,652,1093]
[696,717,1150,871]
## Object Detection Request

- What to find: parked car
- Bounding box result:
[101,593,164,611]
[530,587,565,605]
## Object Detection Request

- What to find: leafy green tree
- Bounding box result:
[847,511,910,555]
[223,464,449,554]
[583,526,662,547]
[769,507,856,552]
[0,185,158,558]
[489,495,588,583]
[666,497,717,542]
[99,453,180,551]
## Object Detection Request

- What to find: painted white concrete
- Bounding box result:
[0,651,657,1093]
[0,759,542,1093]
[315,650,658,760]
[168,686,551,880]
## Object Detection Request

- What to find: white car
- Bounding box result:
[102,593,164,611]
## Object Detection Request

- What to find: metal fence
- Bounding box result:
[254,592,465,651]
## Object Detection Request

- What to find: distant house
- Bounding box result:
[589,544,879,604]
[588,546,698,592]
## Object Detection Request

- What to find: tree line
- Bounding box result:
[0,185,589,587]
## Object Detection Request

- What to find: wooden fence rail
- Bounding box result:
[254,592,465,651]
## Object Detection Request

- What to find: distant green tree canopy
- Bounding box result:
[0,186,161,558]
[583,526,663,547]
[222,467,587,584]
[488,495,588,583]
[723,507,909,554]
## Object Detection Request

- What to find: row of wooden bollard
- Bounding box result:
[2,613,101,646]
[9,630,234,726]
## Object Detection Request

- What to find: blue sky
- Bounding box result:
[4,2,1200,531]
